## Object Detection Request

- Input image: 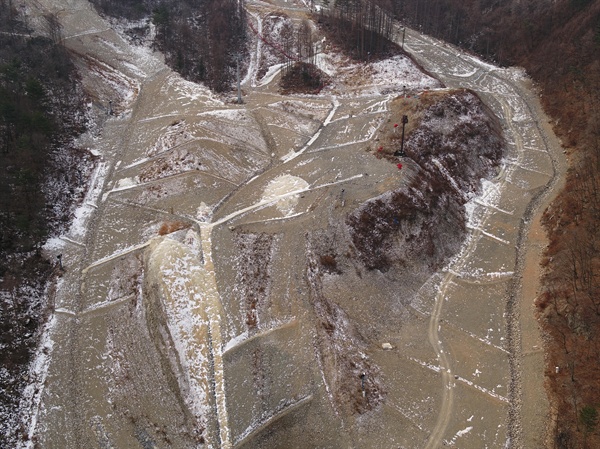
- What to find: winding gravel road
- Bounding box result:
[403,29,565,448]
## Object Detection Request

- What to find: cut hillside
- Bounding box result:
[89,0,247,92]
[389,0,600,446]
[255,12,296,81]
[348,89,504,273]
[301,89,505,425]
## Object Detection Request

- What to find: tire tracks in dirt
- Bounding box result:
[404,28,564,448]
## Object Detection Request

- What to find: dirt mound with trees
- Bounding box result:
[348,89,504,273]
[280,62,331,95]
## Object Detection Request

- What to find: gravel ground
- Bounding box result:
[13,1,566,448]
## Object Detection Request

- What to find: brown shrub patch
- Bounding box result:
[158,221,191,236]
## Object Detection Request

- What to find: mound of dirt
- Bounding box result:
[348,89,504,273]
[279,62,331,95]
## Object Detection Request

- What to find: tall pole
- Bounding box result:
[401,114,408,155]
[236,54,242,104]
[402,27,406,50]
[394,115,408,157]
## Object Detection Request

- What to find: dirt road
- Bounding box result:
[20,1,565,448]
[403,30,566,448]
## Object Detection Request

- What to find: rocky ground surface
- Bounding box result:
[13,0,565,448]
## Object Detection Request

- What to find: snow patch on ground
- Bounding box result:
[224,330,250,353]
[147,237,211,426]
[42,237,65,252]
[145,119,193,158]
[448,425,473,445]
[464,178,503,228]
[16,314,57,449]
[371,55,440,91]
[69,161,109,241]
[163,73,222,107]
[258,63,285,87]
[262,174,309,216]
[196,202,213,223]
[200,108,250,122]
[319,52,441,97]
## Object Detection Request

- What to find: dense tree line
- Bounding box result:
[0,3,88,446]
[0,8,86,258]
[319,0,399,60]
[278,19,331,94]
[379,0,600,447]
[90,0,247,92]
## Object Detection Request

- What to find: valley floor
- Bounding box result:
[15,1,565,448]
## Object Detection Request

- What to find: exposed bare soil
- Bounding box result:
[6,1,566,449]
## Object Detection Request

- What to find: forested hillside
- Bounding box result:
[375,0,600,447]
[90,0,246,92]
[318,0,398,60]
[0,3,89,446]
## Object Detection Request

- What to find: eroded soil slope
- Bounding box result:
[11,1,564,448]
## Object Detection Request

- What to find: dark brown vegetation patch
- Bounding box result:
[157,221,191,236]
[235,233,275,331]
[306,251,385,415]
[319,254,340,274]
[0,7,89,446]
[538,146,600,448]
[280,62,331,95]
[347,89,503,273]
